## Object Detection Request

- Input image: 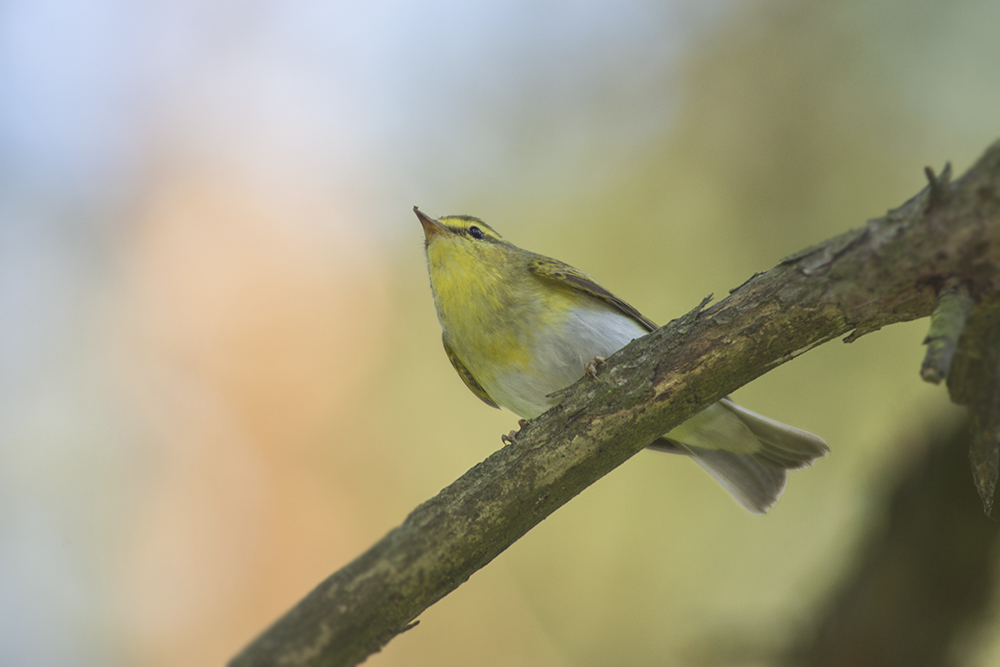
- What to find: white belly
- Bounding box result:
[487,305,649,419]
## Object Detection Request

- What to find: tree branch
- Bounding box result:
[230,140,1000,667]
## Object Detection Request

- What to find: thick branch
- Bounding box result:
[231,140,1000,667]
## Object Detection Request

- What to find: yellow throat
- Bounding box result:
[416,207,650,419]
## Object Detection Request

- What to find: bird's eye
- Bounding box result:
[468,226,485,240]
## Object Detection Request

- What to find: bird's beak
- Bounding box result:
[414,206,446,239]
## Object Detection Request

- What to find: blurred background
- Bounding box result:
[2,0,999,665]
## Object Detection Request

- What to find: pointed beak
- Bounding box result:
[414,206,447,239]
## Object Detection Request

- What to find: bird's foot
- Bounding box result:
[585,356,606,379]
[500,419,532,446]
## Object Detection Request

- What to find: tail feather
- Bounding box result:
[684,444,788,514]
[718,398,829,468]
[648,398,828,514]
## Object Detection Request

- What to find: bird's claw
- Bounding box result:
[501,419,532,446]
[585,356,606,379]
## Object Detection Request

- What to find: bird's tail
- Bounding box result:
[648,398,828,514]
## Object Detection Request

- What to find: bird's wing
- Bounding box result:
[442,335,500,409]
[527,256,657,332]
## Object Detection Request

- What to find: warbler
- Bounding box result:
[415,207,827,513]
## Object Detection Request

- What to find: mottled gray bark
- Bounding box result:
[230,140,1000,667]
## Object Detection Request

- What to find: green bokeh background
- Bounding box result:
[2,0,997,665]
[382,4,994,662]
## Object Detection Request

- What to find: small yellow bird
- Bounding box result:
[415,207,827,513]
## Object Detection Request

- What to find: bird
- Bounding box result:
[415,206,828,513]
